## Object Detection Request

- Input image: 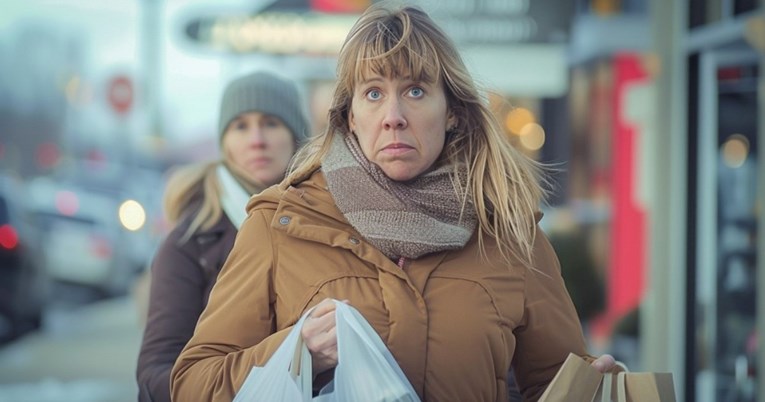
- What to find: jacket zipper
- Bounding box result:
[397,256,406,269]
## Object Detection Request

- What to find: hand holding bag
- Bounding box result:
[232,305,314,402]
[538,353,677,402]
[234,299,420,402]
[315,301,419,402]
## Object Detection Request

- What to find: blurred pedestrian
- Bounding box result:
[136,71,309,402]
[171,4,618,402]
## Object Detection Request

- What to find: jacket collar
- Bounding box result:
[253,170,432,282]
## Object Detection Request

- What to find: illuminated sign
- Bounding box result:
[185,12,357,55]
[180,0,572,55]
[418,0,572,45]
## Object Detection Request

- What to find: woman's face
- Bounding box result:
[222,111,295,188]
[348,73,451,181]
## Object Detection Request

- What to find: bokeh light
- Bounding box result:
[721,134,749,168]
[519,123,546,151]
[505,107,536,135]
[54,190,79,216]
[119,199,146,231]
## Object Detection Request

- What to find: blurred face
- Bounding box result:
[348,74,452,181]
[222,112,295,188]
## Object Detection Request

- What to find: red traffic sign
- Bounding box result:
[108,75,133,115]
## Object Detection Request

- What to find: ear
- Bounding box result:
[348,109,356,133]
[446,111,457,130]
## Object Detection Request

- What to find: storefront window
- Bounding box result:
[689,0,724,28]
[689,0,758,28]
[695,62,759,402]
[734,0,759,15]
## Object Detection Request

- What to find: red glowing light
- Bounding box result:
[0,224,19,250]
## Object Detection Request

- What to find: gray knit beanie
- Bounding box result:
[218,71,309,144]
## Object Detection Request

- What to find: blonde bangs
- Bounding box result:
[346,12,441,88]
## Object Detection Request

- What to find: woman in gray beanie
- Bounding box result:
[136,71,309,402]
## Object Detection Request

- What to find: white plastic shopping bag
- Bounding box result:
[233,300,420,402]
[315,301,419,402]
[232,305,314,402]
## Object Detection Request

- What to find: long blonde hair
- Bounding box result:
[289,3,545,267]
[163,161,223,243]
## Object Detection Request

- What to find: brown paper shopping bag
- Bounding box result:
[539,353,677,402]
[538,353,603,402]
[614,371,676,402]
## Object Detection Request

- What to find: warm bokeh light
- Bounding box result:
[119,199,146,231]
[519,123,546,151]
[721,134,749,168]
[504,107,536,135]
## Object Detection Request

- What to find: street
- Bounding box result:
[0,294,142,402]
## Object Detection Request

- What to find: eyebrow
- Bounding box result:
[358,76,384,86]
[358,75,418,86]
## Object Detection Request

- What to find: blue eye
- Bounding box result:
[409,87,424,98]
[366,89,382,100]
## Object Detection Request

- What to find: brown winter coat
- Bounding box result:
[171,170,591,402]
[137,211,237,402]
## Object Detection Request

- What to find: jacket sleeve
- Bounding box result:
[512,227,592,401]
[170,209,291,401]
[136,228,206,402]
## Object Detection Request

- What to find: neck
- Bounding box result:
[222,160,262,195]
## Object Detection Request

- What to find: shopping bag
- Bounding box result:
[315,301,420,402]
[233,305,315,402]
[539,353,677,402]
[538,353,603,402]
[613,371,676,402]
[234,300,420,402]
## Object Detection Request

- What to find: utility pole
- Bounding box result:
[141,0,163,141]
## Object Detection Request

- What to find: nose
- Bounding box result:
[382,98,407,130]
[248,127,267,148]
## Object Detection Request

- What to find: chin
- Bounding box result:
[389,162,431,181]
[243,172,274,188]
[382,170,418,182]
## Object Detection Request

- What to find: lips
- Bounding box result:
[249,157,271,167]
[380,143,414,155]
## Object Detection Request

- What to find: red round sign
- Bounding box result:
[108,75,133,115]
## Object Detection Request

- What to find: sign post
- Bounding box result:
[107,75,134,116]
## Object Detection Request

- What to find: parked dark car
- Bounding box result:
[0,174,49,343]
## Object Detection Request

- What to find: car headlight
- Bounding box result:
[119,199,146,231]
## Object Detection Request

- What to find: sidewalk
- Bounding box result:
[0,296,143,402]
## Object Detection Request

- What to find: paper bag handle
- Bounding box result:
[599,373,612,402]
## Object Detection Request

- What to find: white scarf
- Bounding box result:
[216,164,252,229]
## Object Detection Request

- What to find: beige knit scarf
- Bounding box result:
[322,134,477,260]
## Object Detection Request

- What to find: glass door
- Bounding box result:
[696,49,760,402]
